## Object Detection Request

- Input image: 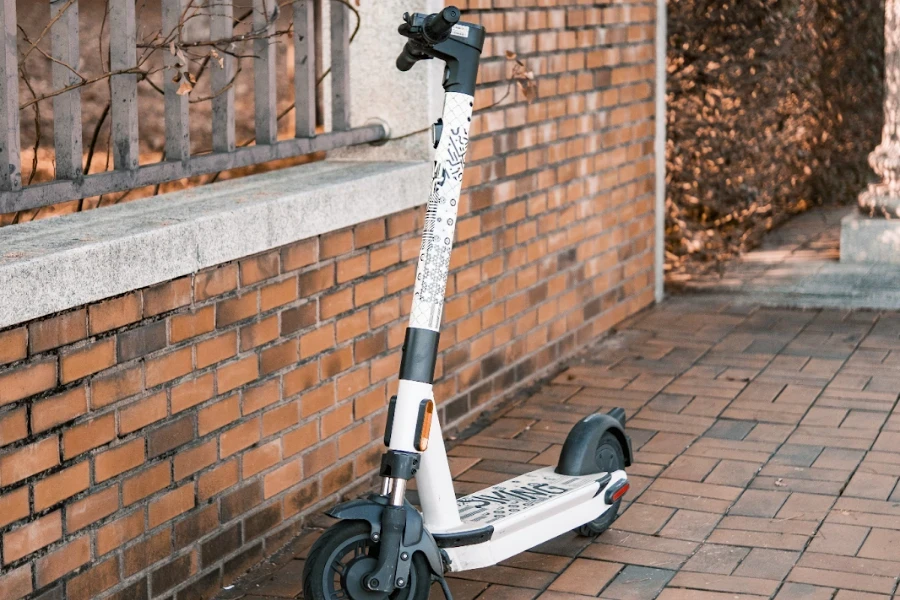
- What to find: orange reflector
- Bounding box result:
[416,400,434,452]
[610,482,630,503]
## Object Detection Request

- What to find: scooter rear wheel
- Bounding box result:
[302,520,432,600]
[575,431,625,537]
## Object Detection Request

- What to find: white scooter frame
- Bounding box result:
[303,7,631,599]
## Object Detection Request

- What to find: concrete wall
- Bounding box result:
[0,1,659,598]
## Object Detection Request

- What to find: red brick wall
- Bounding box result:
[0,1,657,598]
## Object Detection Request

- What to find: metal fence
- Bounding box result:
[0,0,385,215]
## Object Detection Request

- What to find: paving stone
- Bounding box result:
[729,490,790,518]
[658,510,720,542]
[450,565,556,590]
[706,529,809,551]
[598,566,674,600]
[658,591,768,600]
[436,578,488,599]
[596,530,698,558]
[638,489,733,514]
[797,552,900,581]
[844,472,898,501]
[811,447,866,470]
[667,572,779,596]
[718,515,818,536]
[705,460,760,487]
[774,582,837,600]
[704,420,756,440]
[857,528,900,561]
[775,493,836,521]
[472,584,539,599]
[647,394,692,414]
[788,566,895,595]
[547,559,621,596]
[660,456,720,482]
[532,532,593,558]
[614,503,676,536]
[582,544,687,571]
[499,552,571,574]
[639,433,697,456]
[732,548,799,580]
[682,544,749,575]
[801,407,848,427]
[832,591,893,600]
[744,423,795,443]
[538,592,596,600]
[247,559,303,597]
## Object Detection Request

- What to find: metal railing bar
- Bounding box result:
[329,0,351,132]
[0,125,385,214]
[163,0,191,163]
[109,0,140,171]
[0,0,20,191]
[253,0,278,145]
[293,0,316,138]
[210,0,236,153]
[50,0,83,179]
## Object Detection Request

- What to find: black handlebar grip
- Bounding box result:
[396,42,421,72]
[424,6,460,41]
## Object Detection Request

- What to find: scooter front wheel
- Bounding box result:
[302,520,432,600]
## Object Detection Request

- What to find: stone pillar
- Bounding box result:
[841,0,900,263]
[859,0,900,217]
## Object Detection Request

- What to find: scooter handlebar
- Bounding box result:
[395,6,461,71]
[423,7,460,42]
[396,41,425,72]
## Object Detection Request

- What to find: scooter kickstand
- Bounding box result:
[437,575,454,600]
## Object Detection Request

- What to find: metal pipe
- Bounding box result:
[654,0,667,303]
[381,477,393,497]
[389,478,407,507]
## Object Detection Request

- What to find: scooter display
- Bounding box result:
[302,7,632,599]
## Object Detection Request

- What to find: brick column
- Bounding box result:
[859,0,900,217]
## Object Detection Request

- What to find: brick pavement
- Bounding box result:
[220,297,900,599]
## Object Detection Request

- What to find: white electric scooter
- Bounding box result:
[302,7,632,599]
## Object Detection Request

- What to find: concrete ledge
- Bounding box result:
[840,210,900,265]
[0,160,431,328]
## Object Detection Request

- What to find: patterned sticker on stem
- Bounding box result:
[409,92,474,331]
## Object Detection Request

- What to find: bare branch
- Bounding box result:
[137,26,291,50]
[19,66,166,111]
[18,0,78,64]
[17,25,85,85]
[18,64,40,186]
[188,62,242,103]
[84,103,110,176]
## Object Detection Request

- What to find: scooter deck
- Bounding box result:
[456,467,607,526]
[436,466,627,571]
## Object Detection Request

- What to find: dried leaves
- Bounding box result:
[666,0,883,279]
[506,50,537,103]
